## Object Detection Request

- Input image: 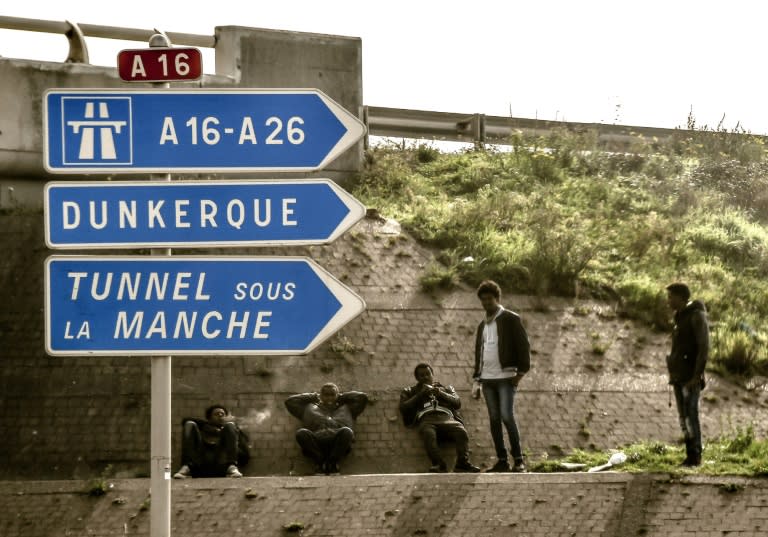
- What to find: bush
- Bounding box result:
[711,324,768,377]
[353,128,768,379]
[419,262,460,293]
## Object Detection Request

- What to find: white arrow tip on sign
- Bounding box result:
[316,90,367,170]
[303,259,366,354]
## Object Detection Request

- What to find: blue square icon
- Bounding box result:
[61,97,133,166]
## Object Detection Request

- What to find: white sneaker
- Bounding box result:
[173,465,191,479]
[226,464,242,478]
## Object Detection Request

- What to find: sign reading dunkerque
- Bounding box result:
[45,180,365,248]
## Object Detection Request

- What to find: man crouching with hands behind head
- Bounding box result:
[400,363,481,473]
[285,383,368,475]
[473,280,530,473]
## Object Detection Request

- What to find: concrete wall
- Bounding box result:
[215,26,363,180]
[3,474,767,537]
[0,24,364,210]
[1,210,764,480]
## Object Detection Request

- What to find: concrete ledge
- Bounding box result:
[2,474,767,537]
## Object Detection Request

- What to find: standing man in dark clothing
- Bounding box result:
[399,363,481,473]
[472,280,530,473]
[666,282,709,467]
[285,383,368,475]
[173,404,247,478]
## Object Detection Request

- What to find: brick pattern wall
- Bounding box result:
[2,474,767,537]
[1,212,766,479]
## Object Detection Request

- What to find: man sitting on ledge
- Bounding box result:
[173,404,248,479]
[400,362,481,473]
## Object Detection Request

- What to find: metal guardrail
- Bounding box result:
[0,16,214,46]
[2,15,765,151]
[363,105,707,149]
[0,15,213,63]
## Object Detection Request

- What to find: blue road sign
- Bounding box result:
[45,256,366,356]
[43,89,366,173]
[45,180,366,248]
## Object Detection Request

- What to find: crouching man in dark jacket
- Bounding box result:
[285,383,368,475]
[666,282,709,467]
[400,363,481,473]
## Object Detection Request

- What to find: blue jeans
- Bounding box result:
[481,378,523,463]
[673,383,702,454]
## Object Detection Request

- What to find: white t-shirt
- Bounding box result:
[481,306,517,380]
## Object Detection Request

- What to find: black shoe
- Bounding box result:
[680,439,701,467]
[454,460,481,473]
[486,460,510,472]
[429,461,448,473]
[511,461,527,473]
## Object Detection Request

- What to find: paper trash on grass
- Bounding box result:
[587,452,628,473]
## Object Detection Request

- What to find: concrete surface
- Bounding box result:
[2,473,767,537]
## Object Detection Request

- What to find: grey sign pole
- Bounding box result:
[148,31,172,537]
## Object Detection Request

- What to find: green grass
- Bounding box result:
[531,426,768,476]
[350,125,768,378]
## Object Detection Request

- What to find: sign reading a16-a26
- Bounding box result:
[43,89,366,173]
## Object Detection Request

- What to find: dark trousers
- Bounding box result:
[416,412,470,465]
[180,421,238,477]
[673,383,702,455]
[482,378,523,463]
[295,427,355,466]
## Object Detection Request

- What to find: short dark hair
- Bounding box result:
[205,404,228,420]
[477,280,501,299]
[320,382,339,394]
[413,363,433,378]
[666,282,691,301]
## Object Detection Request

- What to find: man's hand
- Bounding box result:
[472,381,482,400]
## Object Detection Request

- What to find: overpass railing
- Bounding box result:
[362,105,686,149]
[2,15,764,151]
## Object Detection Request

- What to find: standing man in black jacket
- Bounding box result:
[666,282,709,467]
[472,280,530,472]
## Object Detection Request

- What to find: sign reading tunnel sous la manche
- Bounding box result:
[45,256,365,356]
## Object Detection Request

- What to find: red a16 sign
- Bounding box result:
[117,47,202,82]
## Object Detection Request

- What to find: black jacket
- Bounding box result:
[399,383,464,428]
[667,300,709,385]
[473,309,531,379]
[284,391,368,431]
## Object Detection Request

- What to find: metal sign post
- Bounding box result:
[41,27,367,537]
[146,31,176,537]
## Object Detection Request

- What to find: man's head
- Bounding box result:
[319,383,340,406]
[413,363,434,386]
[477,280,502,314]
[205,404,228,426]
[666,282,691,312]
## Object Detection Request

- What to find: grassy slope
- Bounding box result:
[348,128,768,474]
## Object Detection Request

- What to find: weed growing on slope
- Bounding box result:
[531,426,768,476]
[352,125,768,378]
